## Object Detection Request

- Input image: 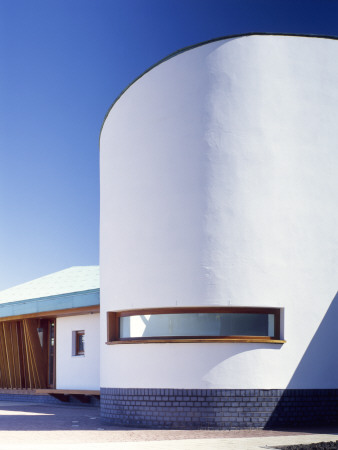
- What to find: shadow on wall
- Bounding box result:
[265,291,338,428]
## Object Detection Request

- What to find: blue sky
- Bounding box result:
[0,0,337,290]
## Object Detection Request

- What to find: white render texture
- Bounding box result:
[100,35,338,389]
[56,313,100,390]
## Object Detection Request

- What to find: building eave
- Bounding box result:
[0,288,100,319]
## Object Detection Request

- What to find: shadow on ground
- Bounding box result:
[0,402,104,431]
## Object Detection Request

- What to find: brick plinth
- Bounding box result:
[100,388,338,429]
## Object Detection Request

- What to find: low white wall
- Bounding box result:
[56,313,100,390]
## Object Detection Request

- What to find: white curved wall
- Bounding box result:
[100,35,338,389]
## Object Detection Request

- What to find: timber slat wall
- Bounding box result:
[0,320,47,389]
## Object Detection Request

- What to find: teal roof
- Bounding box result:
[0,266,100,318]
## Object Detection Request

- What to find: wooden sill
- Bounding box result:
[36,389,100,395]
[0,388,100,396]
[106,338,286,345]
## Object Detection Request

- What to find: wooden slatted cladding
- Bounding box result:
[0,319,48,389]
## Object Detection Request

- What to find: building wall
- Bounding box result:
[100,34,338,395]
[56,313,100,390]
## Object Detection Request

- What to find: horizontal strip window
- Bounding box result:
[107,307,284,344]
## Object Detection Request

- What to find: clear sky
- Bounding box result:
[0,0,337,290]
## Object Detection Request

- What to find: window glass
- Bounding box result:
[120,312,274,338]
[74,330,85,355]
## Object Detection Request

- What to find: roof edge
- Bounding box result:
[0,288,100,319]
[0,287,100,307]
[99,31,338,143]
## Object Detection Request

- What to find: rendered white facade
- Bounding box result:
[100,33,338,394]
[56,313,100,390]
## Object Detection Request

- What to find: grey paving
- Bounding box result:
[0,401,336,449]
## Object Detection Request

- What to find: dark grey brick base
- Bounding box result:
[100,388,338,429]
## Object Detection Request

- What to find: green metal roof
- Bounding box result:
[0,266,100,318]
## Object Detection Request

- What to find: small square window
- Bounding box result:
[72,330,85,356]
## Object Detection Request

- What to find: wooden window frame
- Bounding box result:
[106,307,285,345]
[75,330,85,355]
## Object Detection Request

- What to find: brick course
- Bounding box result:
[100,388,338,429]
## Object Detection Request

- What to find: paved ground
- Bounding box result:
[0,401,336,449]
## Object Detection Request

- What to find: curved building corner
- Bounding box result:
[100,34,338,429]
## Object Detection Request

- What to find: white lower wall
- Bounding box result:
[56,313,100,390]
[99,291,337,390]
